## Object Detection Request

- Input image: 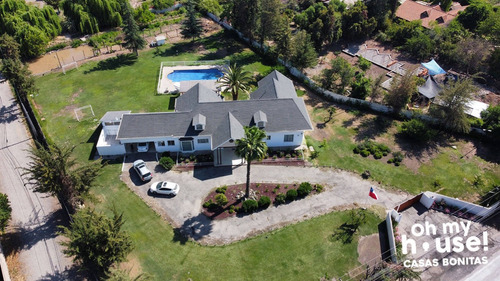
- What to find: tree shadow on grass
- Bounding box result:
[172,213,213,244]
[354,115,394,142]
[85,54,137,73]
[394,133,444,162]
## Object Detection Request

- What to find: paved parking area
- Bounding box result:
[122,154,410,245]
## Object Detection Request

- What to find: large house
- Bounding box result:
[395,1,467,29]
[96,70,313,166]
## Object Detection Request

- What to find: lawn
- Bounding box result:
[306,107,500,200]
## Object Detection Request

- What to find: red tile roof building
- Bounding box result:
[395,0,467,29]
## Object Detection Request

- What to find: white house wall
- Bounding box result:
[264,131,304,148]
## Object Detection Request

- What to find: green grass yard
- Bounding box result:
[306,107,500,199]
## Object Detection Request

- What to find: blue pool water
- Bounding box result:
[167,69,223,82]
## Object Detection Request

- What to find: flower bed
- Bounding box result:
[430,199,480,221]
[202,182,325,220]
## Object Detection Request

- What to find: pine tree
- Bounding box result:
[59,208,133,277]
[180,0,203,42]
[121,2,146,56]
[291,30,318,70]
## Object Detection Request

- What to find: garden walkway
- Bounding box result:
[125,163,411,245]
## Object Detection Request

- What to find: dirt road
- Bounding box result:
[0,79,79,280]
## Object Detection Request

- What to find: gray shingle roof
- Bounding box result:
[100,111,131,122]
[192,113,206,126]
[116,71,313,145]
[175,83,222,111]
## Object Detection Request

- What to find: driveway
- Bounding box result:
[122,155,410,245]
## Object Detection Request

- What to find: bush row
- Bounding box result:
[203,182,325,214]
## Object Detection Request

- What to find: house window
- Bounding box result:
[284,134,294,142]
[158,141,165,146]
[195,124,204,130]
[266,135,271,140]
[181,140,194,151]
[258,121,265,128]
[167,140,175,146]
[197,138,209,144]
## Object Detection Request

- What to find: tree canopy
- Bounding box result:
[23,144,103,211]
[0,193,12,233]
[121,2,146,56]
[180,0,203,41]
[290,30,317,70]
[385,68,417,113]
[0,0,61,58]
[59,208,133,277]
[218,63,252,101]
[62,0,123,34]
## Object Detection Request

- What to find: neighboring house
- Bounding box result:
[396,1,467,29]
[96,70,313,166]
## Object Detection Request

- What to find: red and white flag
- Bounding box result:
[369,187,378,200]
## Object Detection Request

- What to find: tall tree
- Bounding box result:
[385,68,417,113]
[274,16,293,62]
[0,194,12,233]
[342,1,377,40]
[430,78,476,133]
[121,2,146,56]
[59,208,133,277]
[218,63,252,101]
[23,144,103,211]
[231,0,261,39]
[454,37,491,75]
[236,127,268,198]
[290,30,317,70]
[180,0,204,42]
[258,0,281,45]
[0,34,37,102]
[320,57,356,94]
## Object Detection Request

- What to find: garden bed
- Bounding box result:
[202,182,325,220]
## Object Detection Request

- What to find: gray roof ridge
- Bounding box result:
[289,97,313,130]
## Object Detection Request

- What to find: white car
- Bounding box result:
[137,142,149,152]
[150,181,180,196]
[133,159,152,182]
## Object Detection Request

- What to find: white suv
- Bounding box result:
[133,159,152,181]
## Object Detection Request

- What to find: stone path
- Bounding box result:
[124,163,411,245]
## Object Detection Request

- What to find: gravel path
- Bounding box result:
[124,161,411,245]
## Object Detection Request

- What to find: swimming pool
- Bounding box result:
[167,68,223,82]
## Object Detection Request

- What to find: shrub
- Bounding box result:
[274,193,286,205]
[315,184,324,193]
[374,152,383,159]
[286,189,298,201]
[358,56,372,71]
[297,182,312,197]
[216,186,227,194]
[310,150,319,159]
[393,151,404,163]
[71,39,83,48]
[258,196,271,209]
[215,194,228,207]
[229,205,235,214]
[353,147,360,154]
[242,199,258,213]
[398,119,436,142]
[159,156,175,171]
[203,199,216,209]
[360,150,370,157]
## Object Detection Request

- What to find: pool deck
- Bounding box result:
[158,65,224,94]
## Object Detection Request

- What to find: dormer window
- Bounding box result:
[193,114,206,131]
[253,110,267,128]
[420,11,429,18]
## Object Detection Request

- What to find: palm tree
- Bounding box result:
[235,126,268,198]
[218,63,252,100]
